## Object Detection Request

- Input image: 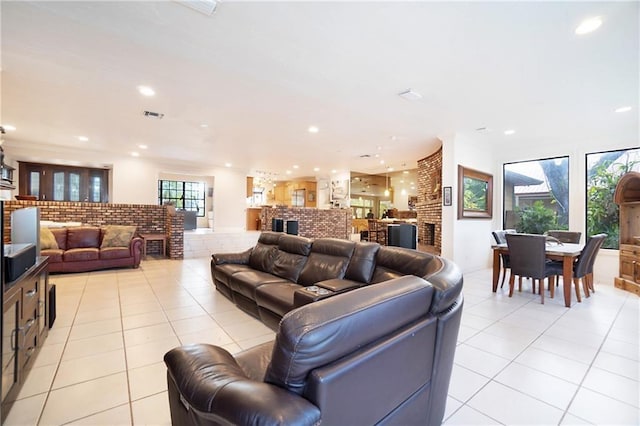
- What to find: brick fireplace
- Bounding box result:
[416,148,442,254]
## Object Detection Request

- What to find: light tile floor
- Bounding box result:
[4,257,639,425]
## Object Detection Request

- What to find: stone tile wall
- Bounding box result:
[416,148,443,254]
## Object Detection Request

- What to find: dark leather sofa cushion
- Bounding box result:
[344,242,380,283]
[215,264,254,286]
[67,226,101,249]
[265,276,434,395]
[271,235,312,283]
[371,246,440,283]
[248,244,277,273]
[255,282,304,316]
[247,231,283,272]
[230,270,290,300]
[297,238,355,286]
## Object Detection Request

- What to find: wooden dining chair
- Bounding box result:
[505,233,564,304]
[545,230,582,244]
[571,233,607,301]
[492,229,516,289]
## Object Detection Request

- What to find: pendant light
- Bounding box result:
[384,172,390,197]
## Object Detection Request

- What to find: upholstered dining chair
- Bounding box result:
[545,230,582,244]
[505,233,564,304]
[492,229,516,288]
[571,233,607,302]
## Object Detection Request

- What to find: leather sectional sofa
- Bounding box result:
[41,226,143,273]
[167,232,464,425]
[211,231,462,330]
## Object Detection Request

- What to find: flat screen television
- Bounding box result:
[11,206,41,255]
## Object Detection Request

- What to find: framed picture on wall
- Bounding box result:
[330,179,350,201]
[457,165,493,219]
[443,187,452,206]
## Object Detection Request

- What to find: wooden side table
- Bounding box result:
[139,233,167,258]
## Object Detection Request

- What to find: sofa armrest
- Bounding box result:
[316,278,363,293]
[212,248,251,265]
[130,237,143,266]
[164,344,320,425]
[424,257,463,314]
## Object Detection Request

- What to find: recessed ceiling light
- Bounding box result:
[398,89,422,101]
[388,167,394,172]
[2,125,16,131]
[504,129,516,135]
[575,16,602,35]
[78,136,89,142]
[137,85,155,96]
[331,169,337,173]
[286,170,292,175]
[308,126,319,133]
[225,163,232,167]
[131,152,139,157]
[615,106,632,113]
[200,124,209,128]
[293,165,299,169]
[313,167,320,172]
[403,170,409,174]
[379,160,385,165]
[138,144,148,149]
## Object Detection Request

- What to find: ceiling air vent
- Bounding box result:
[175,0,218,16]
[359,154,372,158]
[143,111,165,119]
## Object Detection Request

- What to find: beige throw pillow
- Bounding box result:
[40,227,59,250]
[101,225,136,248]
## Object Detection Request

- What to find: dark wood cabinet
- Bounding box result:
[614,171,640,295]
[1,257,50,421]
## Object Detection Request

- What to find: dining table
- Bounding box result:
[491,242,584,307]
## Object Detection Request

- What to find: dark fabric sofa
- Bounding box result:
[42,226,143,273]
[168,234,464,425]
[211,231,461,330]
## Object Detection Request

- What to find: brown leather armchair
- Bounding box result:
[164,271,464,426]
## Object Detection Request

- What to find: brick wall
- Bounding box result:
[261,207,351,239]
[3,200,184,259]
[416,148,443,254]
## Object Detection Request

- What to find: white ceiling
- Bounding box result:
[1,1,638,181]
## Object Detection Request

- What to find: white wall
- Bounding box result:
[393,190,409,210]
[442,132,496,273]
[210,167,247,232]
